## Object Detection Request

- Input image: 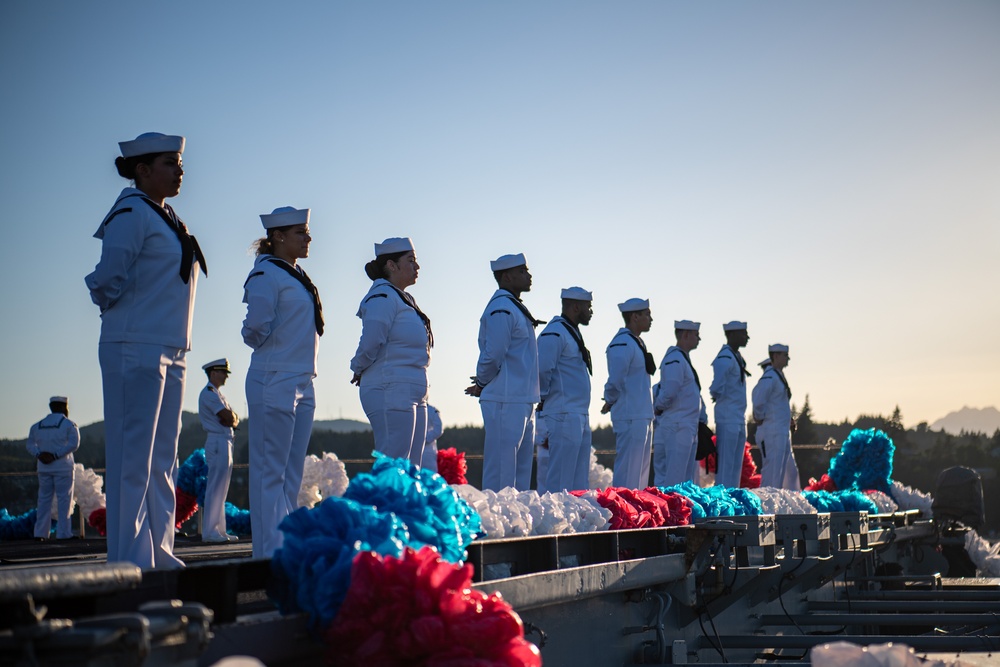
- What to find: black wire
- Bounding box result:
[698,607,728,663]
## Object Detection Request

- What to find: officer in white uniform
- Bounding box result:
[652,320,708,487]
[243,206,322,559]
[421,405,443,472]
[752,344,800,490]
[26,397,80,540]
[536,287,594,492]
[350,238,431,465]
[601,298,655,490]
[465,253,541,491]
[198,358,239,543]
[86,132,205,570]
[709,321,751,488]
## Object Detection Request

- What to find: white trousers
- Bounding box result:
[612,419,653,490]
[715,421,747,488]
[246,370,315,559]
[545,413,592,492]
[535,443,550,494]
[480,401,534,491]
[99,342,185,570]
[652,419,698,487]
[35,469,75,539]
[359,381,427,466]
[758,424,800,490]
[421,441,439,472]
[202,432,234,540]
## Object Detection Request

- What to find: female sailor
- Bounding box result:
[350,238,432,465]
[86,132,206,569]
[242,206,322,558]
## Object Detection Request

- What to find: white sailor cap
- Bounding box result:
[618,298,649,313]
[374,237,414,256]
[490,253,527,272]
[202,358,231,373]
[723,321,747,331]
[768,343,789,354]
[119,132,185,158]
[49,396,68,404]
[674,320,700,331]
[260,206,310,229]
[561,286,592,301]
[758,358,772,367]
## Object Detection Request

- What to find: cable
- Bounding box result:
[697,607,728,663]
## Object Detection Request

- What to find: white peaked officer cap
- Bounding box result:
[768,343,790,354]
[374,237,414,256]
[490,253,527,271]
[260,206,310,229]
[674,320,700,331]
[49,396,68,404]
[561,286,592,301]
[723,321,747,331]
[618,298,650,313]
[119,132,185,158]
[202,358,231,373]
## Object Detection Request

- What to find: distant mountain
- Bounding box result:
[312,418,371,434]
[930,406,1000,435]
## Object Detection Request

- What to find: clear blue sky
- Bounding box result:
[1,1,998,439]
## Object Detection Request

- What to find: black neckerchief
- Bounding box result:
[489,292,545,329]
[104,193,208,283]
[677,348,701,390]
[775,367,792,399]
[626,332,656,375]
[266,258,324,336]
[385,283,434,348]
[720,344,751,384]
[557,317,592,375]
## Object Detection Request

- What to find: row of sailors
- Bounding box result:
[463,253,800,495]
[82,131,794,569]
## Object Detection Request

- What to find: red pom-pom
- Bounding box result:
[88,507,107,537]
[642,488,693,526]
[325,546,541,667]
[175,488,198,529]
[740,442,762,489]
[805,473,837,492]
[436,447,468,485]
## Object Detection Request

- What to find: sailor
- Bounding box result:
[198,359,239,543]
[465,253,541,491]
[350,238,431,465]
[421,405,443,472]
[86,132,205,570]
[752,344,800,489]
[26,397,80,540]
[709,321,751,488]
[601,298,655,490]
[537,287,594,492]
[652,320,708,486]
[243,206,322,559]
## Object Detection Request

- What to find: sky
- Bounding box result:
[1,1,998,439]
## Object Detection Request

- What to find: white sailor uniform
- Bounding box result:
[474,289,540,491]
[751,365,800,490]
[421,405,443,472]
[350,278,431,465]
[199,383,235,541]
[242,254,321,559]
[710,345,750,488]
[652,347,707,487]
[536,316,592,492]
[26,413,80,539]
[604,328,655,489]
[86,187,204,570]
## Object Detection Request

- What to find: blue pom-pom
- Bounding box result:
[176,449,210,505]
[343,452,483,562]
[271,496,408,629]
